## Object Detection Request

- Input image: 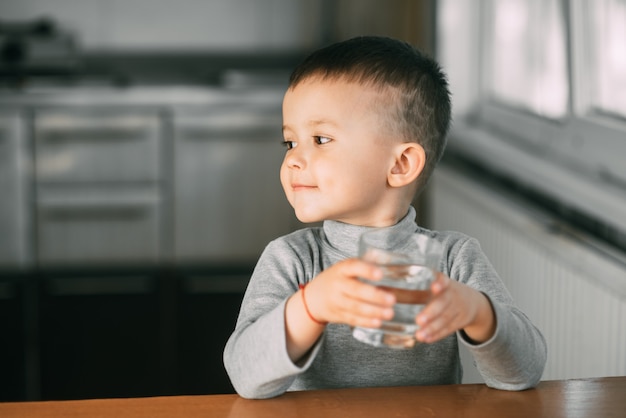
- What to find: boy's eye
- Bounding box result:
[282,140,296,150]
[315,136,331,145]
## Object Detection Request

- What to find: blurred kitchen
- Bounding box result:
[0,0,435,401]
[1,0,625,403]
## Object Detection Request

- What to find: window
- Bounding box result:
[487,0,569,119]
[437,0,626,240]
[580,0,626,118]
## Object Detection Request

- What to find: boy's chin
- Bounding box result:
[293,209,324,225]
[295,214,323,225]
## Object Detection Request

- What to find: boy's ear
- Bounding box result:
[387,142,426,188]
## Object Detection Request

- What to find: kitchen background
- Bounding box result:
[1,0,625,403]
[0,0,434,401]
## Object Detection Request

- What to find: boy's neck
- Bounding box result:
[330,205,413,228]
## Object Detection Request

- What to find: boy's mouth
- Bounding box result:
[291,183,317,192]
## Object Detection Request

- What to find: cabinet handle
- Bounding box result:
[36,115,157,141]
[39,203,154,220]
[39,127,152,142]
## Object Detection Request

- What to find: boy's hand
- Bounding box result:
[415,273,497,344]
[305,258,396,327]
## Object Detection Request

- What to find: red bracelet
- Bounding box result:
[299,283,327,326]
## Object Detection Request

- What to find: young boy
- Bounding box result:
[223,36,546,399]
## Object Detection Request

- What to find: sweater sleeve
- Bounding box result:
[223,238,322,399]
[447,235,547,390]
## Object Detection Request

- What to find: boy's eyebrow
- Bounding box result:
[282,119,338,133]
[308,119,337,128]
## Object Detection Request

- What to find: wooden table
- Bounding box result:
[1,377,624,417]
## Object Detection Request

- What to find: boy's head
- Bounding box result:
[281,36,452,226]
[288,36,451,193]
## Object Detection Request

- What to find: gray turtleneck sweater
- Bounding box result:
[223,207,547,399]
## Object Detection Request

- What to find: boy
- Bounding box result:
[223,36,546,399]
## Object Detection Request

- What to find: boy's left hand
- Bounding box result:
[415,273,496,344]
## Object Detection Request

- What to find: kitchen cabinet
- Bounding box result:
[35,267,248,400]
[0,85,303,400]
[1,86,300,267]
[0,111,30,268]
[3,268,248,401]
[38,272,165,400]
[0,276,26,401]
[176,267,251,395]
[173,99,299,263]
[33,109,164,266]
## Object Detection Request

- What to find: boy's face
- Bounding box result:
[280,78,399,226]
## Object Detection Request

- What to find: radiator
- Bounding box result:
[426,165,626,383]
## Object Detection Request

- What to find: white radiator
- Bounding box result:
[426,165,626,383]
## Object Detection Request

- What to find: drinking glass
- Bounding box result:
[352,228,442,349]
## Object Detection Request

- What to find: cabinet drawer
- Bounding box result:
[35,110,162,183]
[36,188,161,266]
[173,109,298,262]
[0,112,30,267]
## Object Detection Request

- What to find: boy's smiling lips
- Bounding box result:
[290,183,317,191]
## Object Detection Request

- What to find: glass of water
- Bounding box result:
[352,228,443,349]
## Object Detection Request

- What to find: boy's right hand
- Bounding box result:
[304,258,396,327]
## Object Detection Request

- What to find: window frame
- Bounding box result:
[438,0,626,235]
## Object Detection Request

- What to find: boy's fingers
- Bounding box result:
[417,308,462,343]
[416,284,452,327]
[430,272,449,294]
[340,258,384,281]
[336,259,395,306]
[341,299,395,322]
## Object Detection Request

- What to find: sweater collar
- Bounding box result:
[321,206,418,258]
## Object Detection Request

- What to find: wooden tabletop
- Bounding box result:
[1,376,625,418]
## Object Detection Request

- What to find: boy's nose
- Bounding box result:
[284,148,305,170]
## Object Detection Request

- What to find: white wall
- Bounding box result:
[0,0,323,51]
